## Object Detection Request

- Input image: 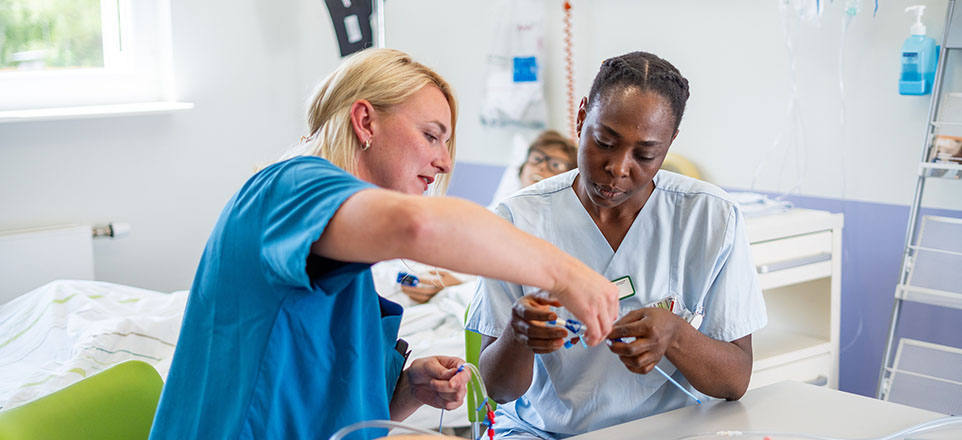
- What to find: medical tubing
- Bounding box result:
[873,416,962,440]
[676,431,848,440]
[328,420,442,440]
[837,9,853,202]
[778,0,807,200]
[754,0,806,198]
[652,365,701,404]
[462,362,496,440]
[673,416,962,440]
[462,362,489,406]
[398,259,446,289]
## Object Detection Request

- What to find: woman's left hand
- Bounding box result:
[605,307,686,374]
[400,270,463,304]
[402,356,471,410]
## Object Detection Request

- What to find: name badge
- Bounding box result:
[612,276,635,300]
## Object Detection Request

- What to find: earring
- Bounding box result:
[362,138,372,151]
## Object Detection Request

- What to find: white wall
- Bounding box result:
[0,0,342,291]
[1,0,959,292]
[389,0,961,210]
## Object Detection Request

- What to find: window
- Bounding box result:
[0,0,179,113]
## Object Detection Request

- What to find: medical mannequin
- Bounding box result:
[467,51,767,439]
[149,49,619,440]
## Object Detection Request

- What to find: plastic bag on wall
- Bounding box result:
[479,0,547,131]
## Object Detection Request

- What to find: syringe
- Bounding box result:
[545,318,589,349]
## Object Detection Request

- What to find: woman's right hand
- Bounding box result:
[547,258,620,346]
[508,293,570,354]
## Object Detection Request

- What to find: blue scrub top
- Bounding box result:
[150,156,406,440]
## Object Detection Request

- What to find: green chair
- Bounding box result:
[465,306,495,439]
[0,360,163,440]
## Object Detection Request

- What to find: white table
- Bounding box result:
[569,381,959,439]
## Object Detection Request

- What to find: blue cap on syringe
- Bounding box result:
[546,318,589,349]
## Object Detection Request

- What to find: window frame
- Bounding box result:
[0,0,179,113]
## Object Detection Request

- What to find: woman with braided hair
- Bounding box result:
[466,51,767,438]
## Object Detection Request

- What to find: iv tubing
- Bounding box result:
[752,0,807,198]
[399,259,447,289]
[653,365,701,404]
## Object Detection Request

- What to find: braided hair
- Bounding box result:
[586,51,690,131]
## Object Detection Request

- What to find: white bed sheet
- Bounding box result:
[0,268,478,430]
[0,280,187,411]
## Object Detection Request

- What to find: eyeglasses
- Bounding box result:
[526,150,573,173]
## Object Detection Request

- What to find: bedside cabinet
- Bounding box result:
[744,208,844,389]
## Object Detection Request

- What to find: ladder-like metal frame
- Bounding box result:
[877,0,962,400]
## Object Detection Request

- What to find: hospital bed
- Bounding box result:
[0,279,187,412]
[0,225,474,432]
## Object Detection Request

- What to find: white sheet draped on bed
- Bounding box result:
[0,280,187,411]
[0,267,477,429]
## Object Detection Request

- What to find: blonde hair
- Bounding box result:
[292,48,458,195]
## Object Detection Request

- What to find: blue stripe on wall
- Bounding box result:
[447,162,962,398]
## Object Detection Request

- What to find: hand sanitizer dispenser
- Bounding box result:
[900,5,939,95]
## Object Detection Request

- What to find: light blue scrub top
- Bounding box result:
[150,157,406,440]
[466,169,768,439]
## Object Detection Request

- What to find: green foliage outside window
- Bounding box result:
[0,0,105,70]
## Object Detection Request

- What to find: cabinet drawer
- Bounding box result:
[751,230,833,289]
[750,352,831,389]
[751,230,832,267]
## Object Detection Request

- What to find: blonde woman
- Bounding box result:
[149,49,618,440]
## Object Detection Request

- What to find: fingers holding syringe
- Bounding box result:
[510,295,568,353]
[560,283,618,347]
[606,308,681,374]
[605,336,662,374]
[545,257,619,346]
